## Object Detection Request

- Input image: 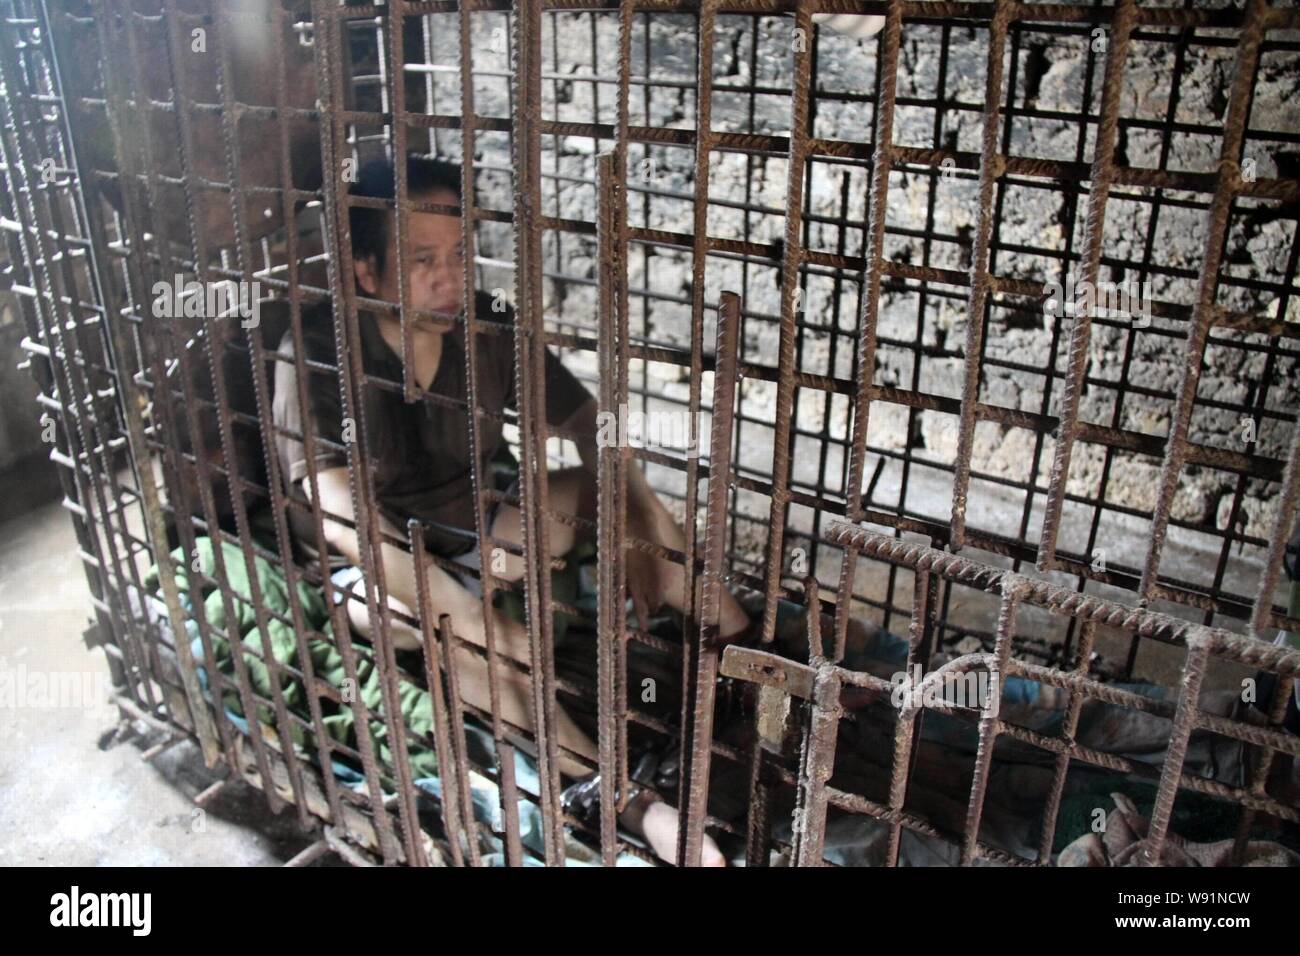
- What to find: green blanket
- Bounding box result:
[146,537,440,782]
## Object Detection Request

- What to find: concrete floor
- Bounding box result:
[0,479,320,866]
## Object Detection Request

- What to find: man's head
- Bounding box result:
[349,154,465,319]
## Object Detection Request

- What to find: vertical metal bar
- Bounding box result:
[831,0,901,656]
[298,0,428,864]
[311,0,406,863]
[323,3,425,860]
[757,0,814,645]
[1141,635,1210,865]
[1139,0,1267,602]
[612,0,634,812]
[385,0,420,404]
[809,170,853,598]
[791,661,840,867]
[409,522,475,867]
[906,567,934,674]
[741,718,774,867]
[456,0,524,867]
[434,614,486,869]
[509,0,564,864]
[948,0,1010,551]
[1035,619,1096,862]
[959,575,1024,866]
[677,289,741,866]
[743,576,817,867]
[1036,0,1136,570]
[1228,657,1294,864]
[727,11,758,594]
[884,562,931,865]
[1250,415,1300,636]
[496,738,525,866]
[676,0,719,772]
[595,150,625,865]
[883,699,922,867]
[676,0,728,863]
[420,12,436,154]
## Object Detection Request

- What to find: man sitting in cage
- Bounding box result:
[271,153,752,865]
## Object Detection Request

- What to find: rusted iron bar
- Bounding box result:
[826,519,1300,662]
[611,0,636,813]
[1252,416,1300,637]
[1035,0,1135,570]
[1139,0,1269,604]
[386,0,420,404]
[757,0,814,646]
[410,525,477,866]
[790,662,841,866]
[595,151,626,864]
[311,0,407,862]
[677,290,742,865]
[258,0,355,833]
[455,0,524,867]
[676,1,719,838]
[1034,621,1095,863]
[948,0,1009,551]
[831,0,901,655]
[1141,637,1210,865]
[509,0,566,864]
[958,576,1024,864]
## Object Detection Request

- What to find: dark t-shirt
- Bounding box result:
[271,291,591,559]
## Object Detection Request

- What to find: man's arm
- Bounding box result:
[564,397,684,545]
[305,466,534,661]
[562,396,750,639]
[563,397,691,632]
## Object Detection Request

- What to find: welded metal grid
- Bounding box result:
[0,0,1296,866]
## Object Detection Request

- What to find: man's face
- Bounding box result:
[354,187,466,321]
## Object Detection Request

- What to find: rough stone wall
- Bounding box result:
[418,9,1298,568]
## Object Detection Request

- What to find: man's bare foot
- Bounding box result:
[620,792,727,866]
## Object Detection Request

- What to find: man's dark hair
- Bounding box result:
[348,153,462,279]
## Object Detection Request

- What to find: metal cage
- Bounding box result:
[1,0,1297,866]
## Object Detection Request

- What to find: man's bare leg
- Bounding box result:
[488,466,733,865]
[309,468,725,861]
[490,466,750,637]
[346,582,724,863]
[344,584,596,773]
